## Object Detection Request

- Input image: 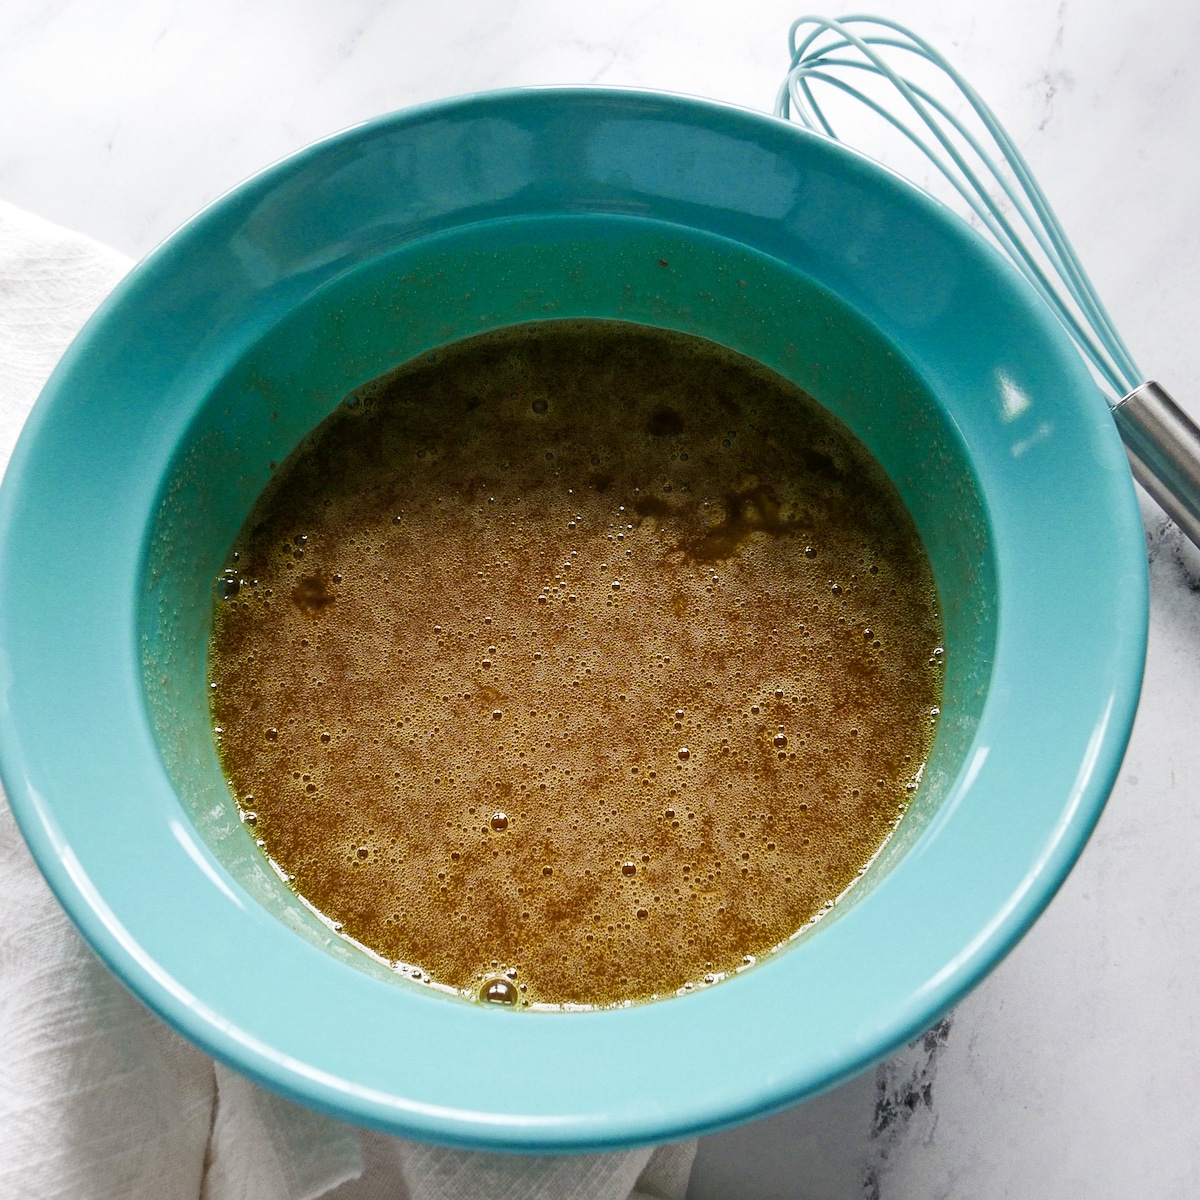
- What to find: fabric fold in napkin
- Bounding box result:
[0,198,696,1200]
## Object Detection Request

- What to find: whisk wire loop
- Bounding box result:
[780,60,1104,369]
[776,14,1141,400]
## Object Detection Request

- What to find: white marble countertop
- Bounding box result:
[3,1,1199,1196]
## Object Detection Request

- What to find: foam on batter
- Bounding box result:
[208,320,944,1007]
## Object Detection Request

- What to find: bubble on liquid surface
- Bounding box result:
[490,812,509,832]
[480,977,518,1005]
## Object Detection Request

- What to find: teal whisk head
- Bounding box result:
[775,15,1200,548]
[775,14,1140,402]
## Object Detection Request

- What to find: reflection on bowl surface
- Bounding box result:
[0,88,1146,1150]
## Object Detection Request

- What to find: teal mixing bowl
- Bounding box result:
[0,89,1147,1149]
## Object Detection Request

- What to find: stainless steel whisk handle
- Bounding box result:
[1113,382,1200,550]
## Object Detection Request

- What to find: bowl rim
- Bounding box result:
[0,85,1148,1149]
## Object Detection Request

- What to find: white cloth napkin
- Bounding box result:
[0,198,696,1200]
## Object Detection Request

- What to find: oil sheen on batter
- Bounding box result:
[209,321,944,1008]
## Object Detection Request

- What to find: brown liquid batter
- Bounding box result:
[209,321,943,1008]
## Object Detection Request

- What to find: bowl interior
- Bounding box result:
[0,89,1145,1149]
[141,214,996,979]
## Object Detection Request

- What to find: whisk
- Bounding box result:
[776,14,1200,549]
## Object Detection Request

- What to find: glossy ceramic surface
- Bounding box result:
[0,89,1147,1149]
